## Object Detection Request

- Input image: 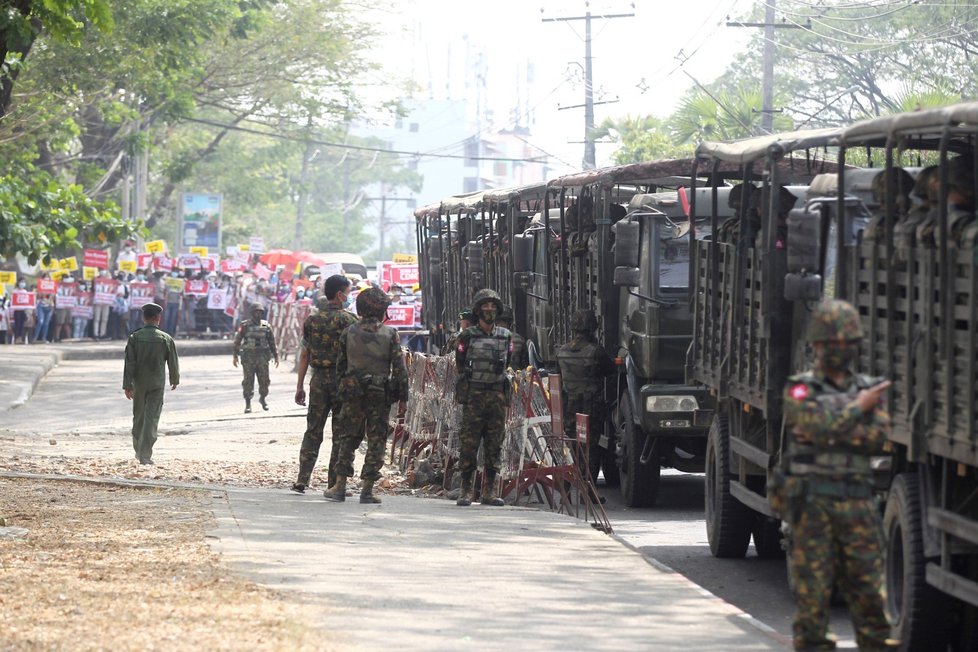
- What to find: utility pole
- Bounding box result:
[727,0,808,134]
[367,190,414,261]
[544,2,633,170]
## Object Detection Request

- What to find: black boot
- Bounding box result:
[260,396,268,411]
[244,398,252,413]
[456,473,473,506]
[481,471,505,506]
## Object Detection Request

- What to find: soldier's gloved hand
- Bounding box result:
[232,355,239,368]
[295,388,306,406]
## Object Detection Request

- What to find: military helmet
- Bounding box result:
[497,304,514,324]
[356,287,391,319]
[471,288,503,316]
[807,299,863,342]
[570,309,598,333]
[458,309,475,323]
[948,156,975,197]
[250,304,266,316]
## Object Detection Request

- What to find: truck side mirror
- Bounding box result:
[614,266,641,287]
[786,206,823,273]
[513,234,533,272]
[784,272,822,301]
[614,220,640,268]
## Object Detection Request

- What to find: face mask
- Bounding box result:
[343,292,353,308]
[171,272,179,278]
[296,291,305,299]
[18,282,26,289]
[820,342,859,371]
[481,307,497,324]
[137,274,145,281]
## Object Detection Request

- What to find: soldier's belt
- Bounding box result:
[310,362,334,369]
[807,479,872,499]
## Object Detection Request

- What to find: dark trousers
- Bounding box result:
[131,386,165,461]
[296,369,342,487]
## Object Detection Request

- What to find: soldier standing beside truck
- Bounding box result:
[781,299,896,652]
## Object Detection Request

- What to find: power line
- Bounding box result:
[183,116,549,163]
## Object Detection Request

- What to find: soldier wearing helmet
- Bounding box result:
[453,288,513,507]
[781,298,896,652]
[496,304,528,370]
[441,309,474,355]
[555,309,615,487]
[324,287,408,504]
[233,303,279,413]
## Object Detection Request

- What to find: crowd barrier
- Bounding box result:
[392,352,612,532]
[266,301,310,359]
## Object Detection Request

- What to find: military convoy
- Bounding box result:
[414,101,978,648]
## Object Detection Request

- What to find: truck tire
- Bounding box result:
[705,412,751,558]
[883,472,949,651]
[752,516,785,559]
[599,444,620,487]
[617,397,660,508]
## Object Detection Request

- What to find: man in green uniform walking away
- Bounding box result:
[324,287,408,504]
[782,299,897,651]
[233,304,279,413]
[292,274,357,494]
[122,302,179,465]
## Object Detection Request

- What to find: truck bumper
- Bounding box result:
[639,384,716,434]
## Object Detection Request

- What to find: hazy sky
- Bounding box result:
[367,0,754,173]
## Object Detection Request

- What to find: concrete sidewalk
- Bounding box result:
[0,340,231,413]
[211,488,786,651]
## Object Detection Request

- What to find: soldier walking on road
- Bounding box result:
[233,304,279,413]
[122,302,179,465]
[555,309,615,484]
[782,299,897,652]
[454,289,512,507]
[324,288,408,504]
[291,275,357,494]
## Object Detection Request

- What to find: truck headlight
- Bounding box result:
[645,395,699,412]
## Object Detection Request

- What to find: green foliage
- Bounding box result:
[595,115,692,164]
[0,163,140,263]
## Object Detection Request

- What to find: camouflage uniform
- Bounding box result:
[782,299,893,652]
[555,310,615,481]
[498,305,529,370]
[441,310,474,356]
[294,298,358,488]
[326,288,408,503]
[233,310,278,409]
[455,289,512,506]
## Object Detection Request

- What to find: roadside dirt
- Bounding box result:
[0,477,341,652]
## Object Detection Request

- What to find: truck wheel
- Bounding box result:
[884,473,949,651]
[617,397,660,508]
[601,445,620,487]
[705,412,751,558]
[752,516,785,559]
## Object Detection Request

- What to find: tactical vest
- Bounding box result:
[240,321,272,352]
[346,322,395,379]
[787,372,876,493]
[557,339,601,396]
[466,327,511,388]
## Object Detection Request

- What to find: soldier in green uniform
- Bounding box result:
[122,302,180,465]
[555,309,615,483]
[454,289,513,507]
[441,310,474,355]
[497,305,529,370]
[782,299,896,652]
[291,275,357,494]
[233,304,279,413]
[324,288,408,504]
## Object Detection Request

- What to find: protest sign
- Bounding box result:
[392,252,417,263]
[165,277,185,293]
[226,245,239,256]
[184,279,209,296]
[189,246,209,257]
[207,287,230,310]
[83,249,109,269]
[385,305,416,328]
[318,262,343,278]
[200,256,217,272]
[129,282,154,309]
[0,271,16,286]
[221,259,246,274]
[253,263,271,280]
[11,290,36,311]
[238,244,250,252]
[59,257,79,272]
[119,260,137,273]
[55,283,77,309]
[224,294,238,318]
[154,255,174,272]
[177,253,201,269]
[145,240,166,254]
[83,266,98,281]
[0,307,7,330]
[390,264,420,286]
[72,291,93,319]
[37,278,57,294]
[136,252,154,270]
[50,270,67,281]
[249,236,264,253]
[39,258,59,272]
[93,278,119,306]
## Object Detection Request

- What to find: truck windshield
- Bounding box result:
[655,226,690,293]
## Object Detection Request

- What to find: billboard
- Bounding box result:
[180,193,222,251]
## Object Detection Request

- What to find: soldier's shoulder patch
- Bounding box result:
[788,383,810,401]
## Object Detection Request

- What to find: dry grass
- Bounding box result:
[0,477,342,652]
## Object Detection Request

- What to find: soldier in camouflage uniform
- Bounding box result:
[233,304,279,413]
[291,275,357,493]
[782,299,896,652]
[441,309,474,355]
[555,309,615,484]
[496,304,529,370]
[324,288,408,504]
[454,289,513,507]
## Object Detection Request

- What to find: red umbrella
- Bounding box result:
[291,250,328,267]
[259,248,295,267]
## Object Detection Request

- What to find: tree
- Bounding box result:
[594,115,692,165]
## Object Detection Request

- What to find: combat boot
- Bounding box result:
[359,479,382,504]
[456,473,473,507]
[481,472,504,506]
[259,396,268,411]
[244,398,252,413]
[324,475,347,502]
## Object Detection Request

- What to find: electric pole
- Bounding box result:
[544,2,633,170]
[727,0,808,134]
